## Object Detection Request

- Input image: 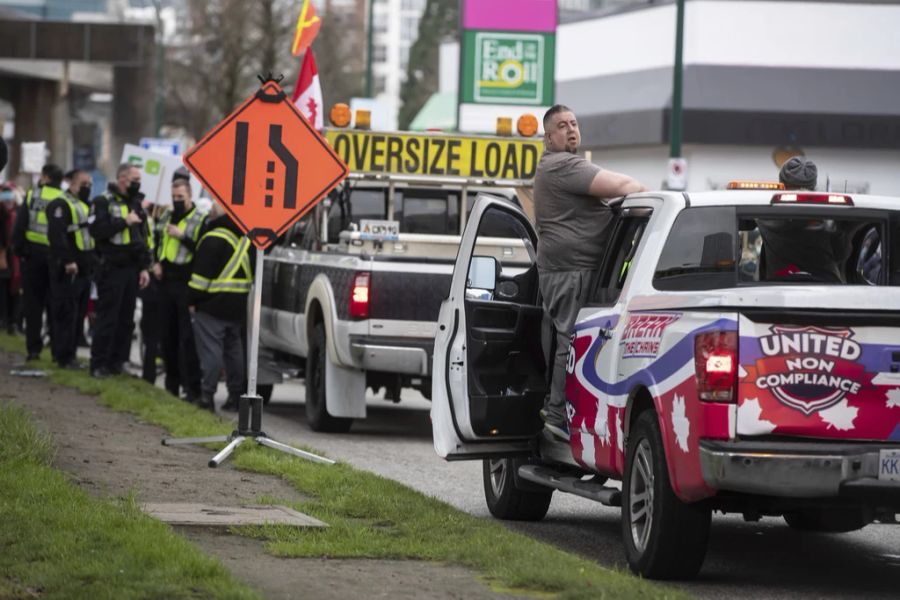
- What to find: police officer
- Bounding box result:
[46,169,95,368]
[154,177,205,402]
[188,202,253,411]
[89,163,151,378]
[12,164,65,361]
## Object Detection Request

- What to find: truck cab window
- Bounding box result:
[654,207,737,291]
[396,191,458,235]
[589,213,650,305]
[327,187,385,244]
[466,205,536,303]
[739,213,884,285]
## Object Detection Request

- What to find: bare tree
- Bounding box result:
[163,0,362,139]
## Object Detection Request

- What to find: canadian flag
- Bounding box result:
[292,49,323,130]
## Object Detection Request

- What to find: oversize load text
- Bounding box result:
[325,130,542,180]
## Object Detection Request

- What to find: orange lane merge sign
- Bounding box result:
[183,81,348,249]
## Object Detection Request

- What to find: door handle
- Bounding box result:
[451,360,464,366]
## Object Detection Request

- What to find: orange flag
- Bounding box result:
[291,0,322,57]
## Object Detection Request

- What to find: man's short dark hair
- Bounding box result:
[117,162,136,179]
[543,104,574,130]
[172,178,191,194]
[172,166,191,184]
[41,163,64,188]
[64,169,78,181]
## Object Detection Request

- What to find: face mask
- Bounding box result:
[172,200,186,213]
[78,186,91,202]
[127,181,141,196]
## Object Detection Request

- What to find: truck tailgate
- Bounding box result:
[368,264,453,325]
[737,309,900,441]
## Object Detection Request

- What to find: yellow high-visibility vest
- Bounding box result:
[90,193,131,245]
[62,193,94,252]
[25,186,64,245]
[188,227,252,294]
[158,207,205,264]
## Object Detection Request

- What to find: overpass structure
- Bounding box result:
[0,9,155,177]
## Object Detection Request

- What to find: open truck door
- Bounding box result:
[431,194,547,459]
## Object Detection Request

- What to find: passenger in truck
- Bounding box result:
[758,157,855,284]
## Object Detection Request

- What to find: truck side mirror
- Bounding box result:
[467,256,499,297]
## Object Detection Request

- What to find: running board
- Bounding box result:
[518,465,622,507]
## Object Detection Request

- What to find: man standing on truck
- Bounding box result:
[535,105,646,439]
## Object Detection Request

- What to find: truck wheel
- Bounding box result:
[622,411,710,580]
[305,323,353,433]
[258,384,273,405]
[783,508,868,533]
[483,458,552,521]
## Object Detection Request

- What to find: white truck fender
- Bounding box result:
[305,274,367,419]
[305,274,344,366]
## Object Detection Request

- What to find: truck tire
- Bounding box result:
[783,508,868,533]
[483,458,553,521]
[622,411,710,580]
[305,323,353,433]
[258,384,273,405]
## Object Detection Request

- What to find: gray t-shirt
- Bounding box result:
[534,150,611,271]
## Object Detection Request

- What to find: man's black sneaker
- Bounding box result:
[59,360,85,370]
[25,353,40,362]
[91,367,111,379]
[196,394,215,412]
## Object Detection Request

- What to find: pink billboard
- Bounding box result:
[462,0,557,33]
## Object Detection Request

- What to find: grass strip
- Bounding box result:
[0,334,686,599]
[0,402,259,600]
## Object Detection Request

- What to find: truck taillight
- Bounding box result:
[771,192,853,205]
[349,272,370,319]
[694,331,737,402]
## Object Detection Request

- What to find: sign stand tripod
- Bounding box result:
[162,250,334,467]
[161,76,349,468]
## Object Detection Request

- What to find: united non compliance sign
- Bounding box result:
[460,30,555,106]
[184,81,348,249]
[324,129,544,181]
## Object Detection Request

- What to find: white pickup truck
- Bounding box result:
[431,187,900,579]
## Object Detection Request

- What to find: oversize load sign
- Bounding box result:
[184,82,348,249]
[325,129,543,181]
[461,30,555,106]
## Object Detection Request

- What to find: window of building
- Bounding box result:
[400,45,410,71]
[373,44,387,62]
[401,16,419,41]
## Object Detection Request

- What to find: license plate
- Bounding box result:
[878,449,900,482]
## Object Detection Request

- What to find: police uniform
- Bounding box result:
[88,184,151,376]
[46,189,95,368]
[156,204,205,400]
[139,213,162,383]
[187,214,253,410]
[12,185,63,359]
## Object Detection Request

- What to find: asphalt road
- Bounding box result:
[221,381,899,599]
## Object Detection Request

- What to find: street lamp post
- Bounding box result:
[667,0,686,190]
[365,0,374,98]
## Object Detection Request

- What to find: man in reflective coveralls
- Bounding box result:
[188,202,254,411]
